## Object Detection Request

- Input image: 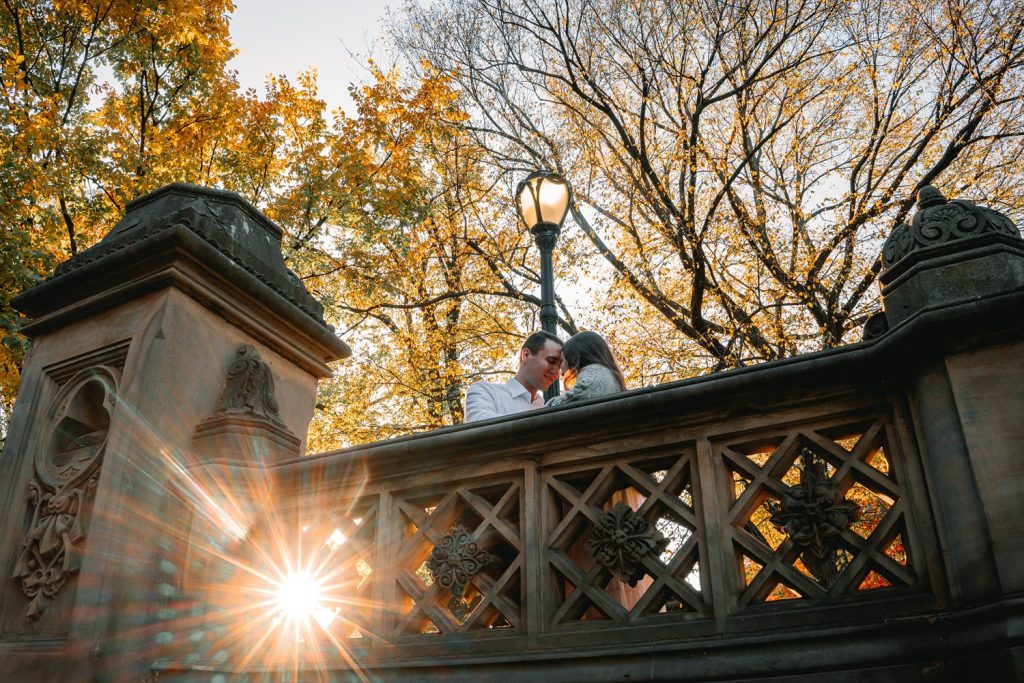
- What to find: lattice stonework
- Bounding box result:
[719,415,916,607]
[390,477,523,636]
[302,497,379,641]
[542,450,705,626]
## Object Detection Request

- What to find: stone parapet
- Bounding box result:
[3,182,1024,682]
[0,184,350,682]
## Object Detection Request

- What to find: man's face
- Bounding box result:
[519,340,563,393]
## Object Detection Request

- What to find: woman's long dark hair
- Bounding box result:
[561,331,626,391]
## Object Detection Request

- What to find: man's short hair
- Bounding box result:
[522,330,563,355]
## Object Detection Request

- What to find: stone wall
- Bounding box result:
[1,184,1023,682]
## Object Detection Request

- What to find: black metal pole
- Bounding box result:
[533,222,561,400]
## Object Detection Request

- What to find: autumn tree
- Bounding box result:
[8,0,1023,450]
[0,0,237,438]
[394,0,1024,374]
[0,0,563,447]
[293,67,581,448]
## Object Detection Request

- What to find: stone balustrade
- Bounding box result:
[1,184,1023,681]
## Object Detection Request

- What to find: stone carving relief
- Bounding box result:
[213,344,283,423]
[587,501,669,587]
[861,311,889,341]
[765,448,860,586]
[882,185,1021,269]
[11,367,119,620]
[426,525,497,615]
[192,344,300,466]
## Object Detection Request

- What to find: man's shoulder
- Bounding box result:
[464,379,515,423]
[466,380,507,397]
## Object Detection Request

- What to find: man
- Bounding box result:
[464,331,563,422]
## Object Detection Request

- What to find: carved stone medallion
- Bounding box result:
[587,501,669,587]
[426,526,497,610]
[12,366,119,620]
[765,449,860,586]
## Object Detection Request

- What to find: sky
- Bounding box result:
[227,0,398,114]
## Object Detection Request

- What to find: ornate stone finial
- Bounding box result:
[212,345,282,423]
[765,449,860,587]
[916,185,947,209]
[587,501,669,587]
[882,185,1021,270]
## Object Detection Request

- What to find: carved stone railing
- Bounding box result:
[163,275,1020,678]
[3,183,1024,681]
[227,345,936,677]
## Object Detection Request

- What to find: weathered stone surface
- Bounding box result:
[11,183,349,376]
[53,183,326,325]
[880,185,1024,327]
[944,341,1024,594]
[0,185,349,681]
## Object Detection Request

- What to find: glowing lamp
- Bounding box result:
[515,170,571,231]
[514,170,572,400]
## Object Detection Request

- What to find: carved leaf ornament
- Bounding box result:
[214,344,281,421]
[426,526,497,603]
[12,367,119,620]
[766,451,860,585]
[587,501,669,587]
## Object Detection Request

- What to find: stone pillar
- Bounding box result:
[0,184,349,681]
[877,185,1024,604]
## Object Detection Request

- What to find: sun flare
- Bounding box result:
[275,571,325,624]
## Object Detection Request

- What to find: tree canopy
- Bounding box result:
[2,0,1023,447]
[395,0,1024,370]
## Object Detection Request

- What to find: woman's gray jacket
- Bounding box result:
[545,364,622,407]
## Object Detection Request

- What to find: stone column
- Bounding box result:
[877,185,1024,604]
[0,184,349,681]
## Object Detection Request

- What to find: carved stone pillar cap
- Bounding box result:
[881,185,1022,272]
[11,183,350,366]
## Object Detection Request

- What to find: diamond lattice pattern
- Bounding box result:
[543,451,704,625]
[302,499,379,641]
[391,478,523,636]
[720,416,916,607]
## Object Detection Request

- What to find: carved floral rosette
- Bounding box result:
[765,450,860,586]
[587,501,669,587]
[11,366,119,620]
[426,526,497,608]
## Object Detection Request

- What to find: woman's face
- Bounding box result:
[560,356,569,375]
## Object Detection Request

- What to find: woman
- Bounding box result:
[547,332,639,611]
[546,331,626,407]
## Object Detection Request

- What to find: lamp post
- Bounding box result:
[515,170,571,400]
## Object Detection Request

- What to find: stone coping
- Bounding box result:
[276,286,1024,483]
[13,222,351,369]
[14,183,342,338]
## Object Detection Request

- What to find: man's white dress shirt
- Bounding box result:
[464,377,544,422]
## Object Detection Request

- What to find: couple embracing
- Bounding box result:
[464,330,626,423]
